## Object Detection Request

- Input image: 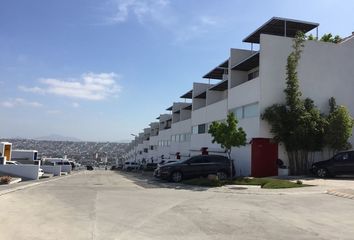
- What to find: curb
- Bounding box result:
[326,189,354,200]
[0,170,85,197]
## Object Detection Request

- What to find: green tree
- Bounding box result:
[325,99,354,153]
[320,33,342,43]
[263,32,327,174]
[208,112,247,178]
[307,33,341,43]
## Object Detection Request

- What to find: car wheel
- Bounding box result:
[216,171,228,180]
[171,171,183,182]
[316,168,329,178]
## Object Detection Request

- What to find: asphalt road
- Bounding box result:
[0,170,353,240]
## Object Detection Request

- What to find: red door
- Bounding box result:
[251,138,278,177]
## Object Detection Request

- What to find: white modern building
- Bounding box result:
[125,17,354,177]
[156,114,172,161]
[169,102,193,160]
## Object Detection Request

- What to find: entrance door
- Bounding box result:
[251,138,278,177]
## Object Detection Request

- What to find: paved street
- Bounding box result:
[0,171,353,240]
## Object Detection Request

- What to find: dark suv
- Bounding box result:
[157,155,232,182]
[311,150,354,177]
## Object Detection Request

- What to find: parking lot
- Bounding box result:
[0,170,353,240]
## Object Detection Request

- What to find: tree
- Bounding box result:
[262,32,327,174]
[307,33,342,43]
[208,112,247,178]
[325,99,354,153]
[320,33,342,43]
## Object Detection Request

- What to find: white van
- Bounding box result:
[43,158,72,173]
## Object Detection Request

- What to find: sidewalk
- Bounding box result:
[0,170,84,197]
[295,177,354,200]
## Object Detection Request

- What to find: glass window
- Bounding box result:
[192,125,198,134]
[335,152,349,161]
[198,124,206,134]
[180,134,185,142]
[175,134,180,142]
[232,107,243,119]
[186,133,191,141]
[244,103,259,118]
[188,156,205,164]
[171,135,175,142]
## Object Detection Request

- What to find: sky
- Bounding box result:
[1,0,354,142]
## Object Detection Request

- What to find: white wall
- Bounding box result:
[190,99,228,153]
[11,150,37,161]
[0,165,40,180]
[170,119,192,158]
[156,128,171,160]
[60,165,72,173]
[230,144,252,176]
[41,165,61,176]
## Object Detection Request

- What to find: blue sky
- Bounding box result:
[1,0,354,142]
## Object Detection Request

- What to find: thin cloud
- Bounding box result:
[46,110,62,115]
[105,0,169,24]
[1,98,43,108]
[18,85,46,94]
[19,72,121,101]
[102,0,219,42]
[72,102,80,108]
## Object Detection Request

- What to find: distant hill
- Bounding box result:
[35,134,81,142]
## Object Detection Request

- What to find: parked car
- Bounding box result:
[86,165,94,171]
[158,160,177,167]
[124,162,139,171]
[156,155,233,182]
[38,168,44,178]
[311,150,354,177]
[154,160,178,177]
[144,162,158,171]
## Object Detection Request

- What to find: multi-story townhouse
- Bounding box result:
[189,78,229,156]
[148,122,159,163]
[126,17,354,177]
[169,102,193,160]
[156,114,172,161]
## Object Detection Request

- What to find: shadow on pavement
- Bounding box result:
[113,170,210,192]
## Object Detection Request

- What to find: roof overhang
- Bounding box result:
[209,80,228,91]
[166,106,173,111]
[183,104,192,110]
[194,91,207,99]
[243,17,319,44]
[203,59,229,79]
[180,90,193,99]
[232,52,259,71]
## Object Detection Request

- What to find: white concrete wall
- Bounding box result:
[180,108,192,121]
[230,144,252,176]
[190,99,228,153]
[60,165,72,173]
[206,89,227,105]
[170,118,192,158]
[0,165,40,180]
[11,150,37,161]
[259,34,354,164]
[229,48,254,88]
[41,165,61,176]
[156,128,171,160]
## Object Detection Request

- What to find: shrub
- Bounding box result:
[0,176,12,184]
